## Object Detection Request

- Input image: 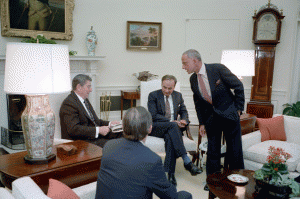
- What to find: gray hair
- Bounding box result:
[122,106,152,141]
[182,49,202,61]
[161,75,177,85]
[72,74,92,90]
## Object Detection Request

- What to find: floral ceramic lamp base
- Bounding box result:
[22,95,56,164]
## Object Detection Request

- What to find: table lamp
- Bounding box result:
[4,42,71,164]
[221,50,255,79]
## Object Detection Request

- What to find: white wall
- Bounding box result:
[0,0,299,129]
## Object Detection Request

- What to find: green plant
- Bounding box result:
[283,101,300,117]
[254,146,300,197]
[22,35,56,44]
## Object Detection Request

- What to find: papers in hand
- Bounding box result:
[110,122,123,133]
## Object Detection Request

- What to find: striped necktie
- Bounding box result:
[84,100,95,123]
[197,74,212,104]
[165,96,171,120]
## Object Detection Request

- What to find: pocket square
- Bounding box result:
[215,79,221,86]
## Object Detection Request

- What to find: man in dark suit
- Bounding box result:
[182,49,245,191]
[148,75,202,186]
[59,74,121,148]
[95,106,192,199]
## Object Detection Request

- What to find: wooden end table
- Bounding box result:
[0,140,102,193]
[121,90,140,119]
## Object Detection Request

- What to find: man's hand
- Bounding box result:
[99,126,110,136]
[174,120,187,128]
[199,125,206,137]
[237,110,242,116]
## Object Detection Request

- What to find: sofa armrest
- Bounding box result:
[242,130,262,151]
[0,188,14,199]
[73,181,97,199]
[12,176,50,199]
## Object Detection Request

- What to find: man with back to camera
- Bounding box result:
[148,75,202,187]
[59,74,121,148]
[181,49,245,191]
[95,106,192,199]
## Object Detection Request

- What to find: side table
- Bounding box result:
[240,113,257,135]
[0,140,102,193]
[121,90,140,119]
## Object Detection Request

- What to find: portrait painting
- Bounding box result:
[127,21,162,51]
[1,0,74,40]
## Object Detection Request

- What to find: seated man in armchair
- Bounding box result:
[148,75,202,186]
[59,74,121,148]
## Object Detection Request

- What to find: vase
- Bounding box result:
[255,179,291,199]
[86,26,98,56]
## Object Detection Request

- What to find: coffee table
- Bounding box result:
[207,169,266,199]
[0,140,102,193]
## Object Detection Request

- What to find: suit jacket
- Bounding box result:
[190,63,245,125]
[148,90,189,123]
[59,91,109,141]
[95,138,179,199]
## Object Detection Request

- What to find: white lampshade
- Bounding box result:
[221,50,255,78]
[4,42,71,94]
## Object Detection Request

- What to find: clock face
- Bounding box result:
[256,13,278,41]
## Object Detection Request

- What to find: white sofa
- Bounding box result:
[0,176,96,199]
[242,114,300,178]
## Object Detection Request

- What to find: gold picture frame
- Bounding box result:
[126,21,162,51]
[1,0,75,41]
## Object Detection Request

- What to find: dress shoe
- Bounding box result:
[184,162,203,176]
[295,175,300,183]
[168,173,177,186]
[204,184,209,191]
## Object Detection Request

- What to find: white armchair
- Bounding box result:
[139,79,198,162]
[0,176,97,199]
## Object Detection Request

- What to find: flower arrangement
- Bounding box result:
[254,146,300,197]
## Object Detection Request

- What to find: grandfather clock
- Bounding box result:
[246,0,284,118]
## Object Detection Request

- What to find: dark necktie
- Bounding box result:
[197,74,212,104]
[84,100,95,123]
[165,96,171,120]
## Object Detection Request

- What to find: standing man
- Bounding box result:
[148,75,202,186]
[181,49,245,191]
[95,106,192,199]
[60,74,121,148]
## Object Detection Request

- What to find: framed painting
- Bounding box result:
[0,0,74,40]
[126,21,162,51]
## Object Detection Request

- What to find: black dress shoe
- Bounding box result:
[204,184,209,191]
[184,162,203,176]
[295,175,300,183]
[168,173,177,186]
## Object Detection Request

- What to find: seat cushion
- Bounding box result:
[244,140,300,172]
[256,116,286,142]
[145,136,197,154]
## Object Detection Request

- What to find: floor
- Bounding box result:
[153,125,210,199]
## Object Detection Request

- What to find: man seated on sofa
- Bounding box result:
[148,75,202,186]
[95,106,192,199]
[59,74,121,148]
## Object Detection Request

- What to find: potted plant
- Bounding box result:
[254,146,300,198]
[283,101,300,117]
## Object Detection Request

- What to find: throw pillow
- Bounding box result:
[47,178,80,199]
[256,115,286,142]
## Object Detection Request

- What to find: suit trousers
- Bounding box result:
[92,132,123,148]
[150,122,187,174]
[205,112,244,176]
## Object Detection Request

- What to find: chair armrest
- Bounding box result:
[12,176,50,199]
[0,188,14,199]
[184,124,194,140]
[242,130,262,151]
[73,181,97,199]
